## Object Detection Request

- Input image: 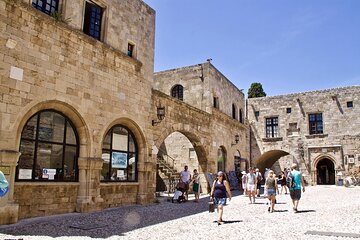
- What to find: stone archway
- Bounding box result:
[316,158,335,185]
[155,130,209,194]
[254,150,290,173]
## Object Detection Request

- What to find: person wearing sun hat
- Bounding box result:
[210,171,232,225]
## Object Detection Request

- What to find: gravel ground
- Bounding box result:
[0,185,359,240]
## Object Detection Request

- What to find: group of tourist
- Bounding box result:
[179,165,200,202]
[209,163,305,225]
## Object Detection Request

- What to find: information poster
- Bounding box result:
[112,152,127,168]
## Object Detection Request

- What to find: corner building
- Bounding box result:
[0,0,156,224]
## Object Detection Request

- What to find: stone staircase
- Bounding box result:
[156,154,179,193]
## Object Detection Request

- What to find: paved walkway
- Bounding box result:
[0,186,359,240]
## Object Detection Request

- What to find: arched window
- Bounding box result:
[239,109,243,123]
[232,104,237,119]
[171,84,184,101]
[17,110,79,181]
[101,125,137,182]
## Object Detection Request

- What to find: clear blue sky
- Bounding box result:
[143,0,360,96]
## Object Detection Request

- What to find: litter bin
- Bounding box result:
[338,179,343,186]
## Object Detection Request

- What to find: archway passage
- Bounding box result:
[254,150,289,173]
[316,158,335,185]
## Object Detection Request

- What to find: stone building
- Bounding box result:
[248,86,360,184]
[0,0,156,224]
[154,63,248,177]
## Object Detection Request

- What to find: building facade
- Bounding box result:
[0,0,156,224]
[248,86,360,184]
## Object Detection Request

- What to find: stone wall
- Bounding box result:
[14,183,79,219]
[100,183,139,208]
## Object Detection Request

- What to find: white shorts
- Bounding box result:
[247,184,255,192]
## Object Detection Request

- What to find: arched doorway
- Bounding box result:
[234,150,241,173]
[217,146,226,172]
[316,158,335,185]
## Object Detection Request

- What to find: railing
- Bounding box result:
[156,150,179,195]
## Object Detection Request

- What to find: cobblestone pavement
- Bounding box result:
[0,186,359,240]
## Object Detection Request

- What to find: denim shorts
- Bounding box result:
[267,188,276,196]
[213,197,227,206]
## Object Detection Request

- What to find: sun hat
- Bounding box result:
[217,171,224,176]
[241,171,246,174]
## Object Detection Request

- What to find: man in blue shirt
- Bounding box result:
[289,163,305,212]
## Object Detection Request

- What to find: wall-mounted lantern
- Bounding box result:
[152,106,165,126]
[231,134,240,146]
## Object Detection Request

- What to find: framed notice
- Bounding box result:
[112,152,127,168]
[18,169,32,180]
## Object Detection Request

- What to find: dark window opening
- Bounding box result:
[16,110,79,182]
[255,111,260,117]
[101,125,138,182]
[266,117,279,138]
[128,43,135,57]
[347,101,353,108]
[309,113,323,135]
[32,0,59,15]
[213,97,219,109]
[239,109,243,123]
[286,107,292,113]
[171,85,184,101]
[83,1,103,40]
[232,104,236,119]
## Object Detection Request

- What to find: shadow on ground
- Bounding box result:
[0,190,244,238]
[295,210,316,213]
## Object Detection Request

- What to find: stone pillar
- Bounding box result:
[0,150,21,224]
[76,157,104,212]
[136,153,156,205]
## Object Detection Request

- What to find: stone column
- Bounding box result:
[76,157,104,212]
[0,150,21,224]
[136,153,156,205]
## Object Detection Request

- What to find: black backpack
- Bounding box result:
[286,171,295,188]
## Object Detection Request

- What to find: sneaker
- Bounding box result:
[268,207,271,212]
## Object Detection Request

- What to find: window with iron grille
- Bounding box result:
[171,85,184,101]
[83,1,103,40]
[266,117,279,138]
[309,113,323,134]
[32,0,59,15]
